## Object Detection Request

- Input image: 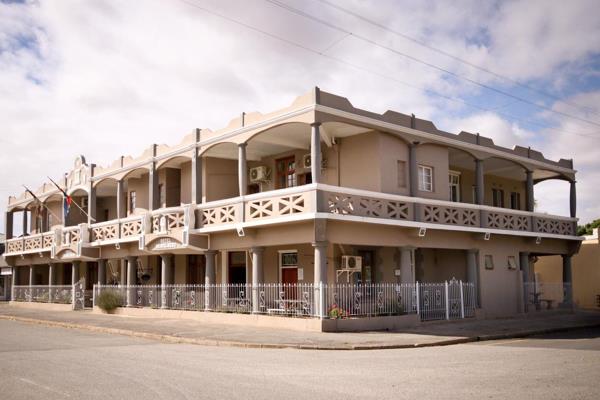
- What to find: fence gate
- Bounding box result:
[72,279,86,310]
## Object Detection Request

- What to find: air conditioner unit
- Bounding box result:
[249,166,271,183]
[340,255,362,271]
[302,153,327,169]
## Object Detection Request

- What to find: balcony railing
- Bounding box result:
[3,184,577,256]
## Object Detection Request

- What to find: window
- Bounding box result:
[484,255,494,270]
[281,252,298,267]
[510,192,521,210]
[492,188,504,208]
[507,256,517,270]
[129,191,137,213]
[418,165,433,192]
[397,160,407,188]
[449,171,460,202]
[276,156,296,189]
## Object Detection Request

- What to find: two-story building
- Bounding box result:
[2,88,580,325]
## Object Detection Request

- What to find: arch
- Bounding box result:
[120,166,151,181]
[242,121,311,145]
[156,154,193,170]
[481,156,528,181]
[199,141,239,159]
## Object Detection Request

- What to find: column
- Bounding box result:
[22,210,28,236]
[466,249,479,307]
[570,181,577,218]
[562,254,573,306]
[5,211,13,240]
[88,185,96,225]
[408,143,418,197]
[204,250,217,311]
[399,247,415,284]
[191,147,203,204]
[48,264,54,302]
[119,260,126,285]
[116,180,125,219]
[160,254,173,309]
[475,159,484,205]
[29,265,34,287]
[148,162,159,211]
[519,252,530,312]
[126,256,137,307]
[238,143,247,196]
[525,170,534,212]
[250,247,264,313]
[310,122,322,184]
[97,259,106,286]
[72,261,80,285]
[313,242,328,317]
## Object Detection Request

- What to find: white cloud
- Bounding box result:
[0,0,599,233]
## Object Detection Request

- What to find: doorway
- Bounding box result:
[228,251,247,284]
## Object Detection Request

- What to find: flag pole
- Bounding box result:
[47,176,96,223]
[22,185,62,223]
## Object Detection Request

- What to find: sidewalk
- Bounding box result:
[1,303,599,350]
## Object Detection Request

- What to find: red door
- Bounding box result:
[281,268,298,285]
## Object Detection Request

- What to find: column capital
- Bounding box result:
[250,246,265,254]
[399,246,417,251]
[126,256,137,263]
[311,241,328,249]
[310,121,322,128]
[238,142,248,149]
[205,250,218,256]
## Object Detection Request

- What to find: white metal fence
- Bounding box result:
[523,282,570,312]
[12,285,73,304]
[93,281,477,321]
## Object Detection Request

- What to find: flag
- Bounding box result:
[63,195,72,217]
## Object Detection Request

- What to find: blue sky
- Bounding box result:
[1,0,599,233]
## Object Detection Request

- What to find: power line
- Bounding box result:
[264,0,600,129]
[176,0,600,140]
[317,0,600,118]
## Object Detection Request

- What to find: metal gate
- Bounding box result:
[417,279,475,321]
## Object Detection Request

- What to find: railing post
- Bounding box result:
[319,282,324,319]
[445,280,450,320]
[92,284,97,307]
[415,281,420,316]
[459,280,465,319]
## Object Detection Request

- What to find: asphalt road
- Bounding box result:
[0,320,598,400]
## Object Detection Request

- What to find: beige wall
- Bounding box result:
[204,157,238,202]
[416,144,449,201]
[338,131,381,192]
[180,161,191,204]
[416,249,467,282]
[535,238,600,310]
[379,133,410,196]
[127,174,149,215]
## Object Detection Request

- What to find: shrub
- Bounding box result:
[97,290,123,313]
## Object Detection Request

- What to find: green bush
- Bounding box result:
[97,290,123,313]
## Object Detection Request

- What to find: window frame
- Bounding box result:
[129,191,137,213]
[448,170,461,202]
[418,165,433,192]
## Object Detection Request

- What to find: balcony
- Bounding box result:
[3,184,577,258]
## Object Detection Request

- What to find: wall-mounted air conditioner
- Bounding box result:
[340,255,362,271]
[249,166,271,183]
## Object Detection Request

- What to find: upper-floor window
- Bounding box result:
[418,165,433,192]
[510,192,521,210]
[276,156,296,189]
[129,191,137,213]
[492,188,504,208]
[449,171,460,202]
[397,160,407,188]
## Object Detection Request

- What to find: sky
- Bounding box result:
[1,0,600,233]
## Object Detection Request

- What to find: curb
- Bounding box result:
[1,314,598,351]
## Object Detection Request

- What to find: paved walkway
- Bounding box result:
[1,303,599,350]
